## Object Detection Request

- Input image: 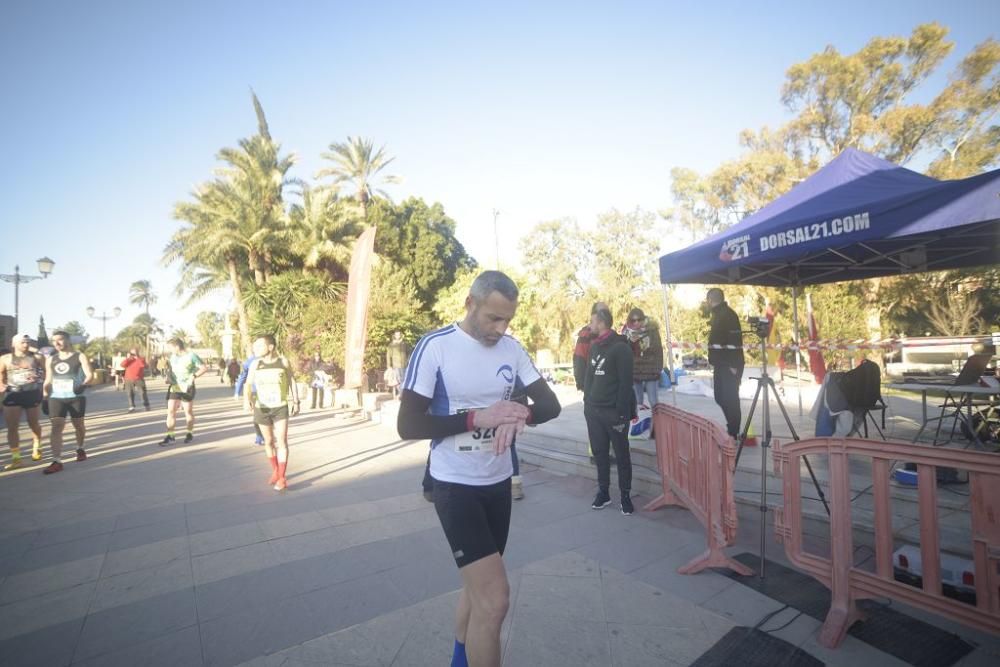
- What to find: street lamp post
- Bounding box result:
[492,208,501,270]
[0,257,55,334]
[86,306,122,370]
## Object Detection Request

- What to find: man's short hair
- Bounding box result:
[706,288,725,304]
[593,305,613,328]
[52,330,69,339]
[256,334,276,347]
[469,270,519,303]
[168,337,185,349]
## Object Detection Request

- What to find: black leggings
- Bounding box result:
[584,405,632,493]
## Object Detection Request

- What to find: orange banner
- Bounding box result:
[344,226,376,389]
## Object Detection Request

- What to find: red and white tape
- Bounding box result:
[669,336,994,353]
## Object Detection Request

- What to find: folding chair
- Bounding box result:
[840,359,887,439]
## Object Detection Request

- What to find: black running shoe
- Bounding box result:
[621,495,634,516]
[158,435,175,447]
[591,490,612,510]
[184,432,193,443]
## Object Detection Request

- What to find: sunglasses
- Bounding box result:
[628,317,643,323]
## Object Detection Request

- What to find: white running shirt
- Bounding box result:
[404,324,541,486]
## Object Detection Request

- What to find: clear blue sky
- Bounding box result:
[1,0,997,341]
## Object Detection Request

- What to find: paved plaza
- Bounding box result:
[1,379,998,666]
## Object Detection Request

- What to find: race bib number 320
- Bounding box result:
[453,427,495,453]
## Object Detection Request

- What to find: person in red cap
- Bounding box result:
[121,347,150,412]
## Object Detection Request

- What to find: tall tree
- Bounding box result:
[370,198,476,310]
[36,316,50,348]
[288,184,363,281]
[668,24,1000,345]
[316,137,399,219]
[129,280,157,315]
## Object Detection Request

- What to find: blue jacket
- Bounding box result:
[234,355,257,397]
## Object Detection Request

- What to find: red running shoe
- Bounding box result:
[43,461,64,475]
[273,477,287,492]
[76,448,87,462]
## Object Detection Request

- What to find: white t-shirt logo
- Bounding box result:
[54,361,70,375]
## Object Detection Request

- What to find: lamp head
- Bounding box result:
[113,307,122,317]
[36,257,55,277]
[86,306,95,318]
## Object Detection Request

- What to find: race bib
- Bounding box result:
[53,378,75,395]
[453,427,496,453]
[258,387,283,407]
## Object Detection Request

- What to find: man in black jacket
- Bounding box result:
[707,288,745,439]
[583,304,637,515]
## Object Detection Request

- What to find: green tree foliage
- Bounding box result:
[57,321,88,338]
[371,198,477,311]
[288,184,362,282]
[129,280,157,315]
[316,137,399,218]
[195,312,224,353]
[666,23,1000,344]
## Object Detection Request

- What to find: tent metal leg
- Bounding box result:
[791,286,804,416]
[661,283,677,406]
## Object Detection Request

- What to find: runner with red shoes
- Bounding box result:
[243,334,299,492]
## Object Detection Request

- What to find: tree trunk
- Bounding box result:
[248,249,266,286]
[228,257,253,357]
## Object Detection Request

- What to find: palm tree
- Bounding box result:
[316,137,398,219]
[129,280,157,356]
[165,92,297,357]
[288,184,363,281]
[129,280,157,315]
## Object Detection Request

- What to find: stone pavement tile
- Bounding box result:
[190,523,266,557]
[521,551,602,577]
[522,507,633,551]
[74,588,198,662]
[798,631,911,667]
[7,532,110,575]
[257,511,328,540]
[185,493,258,518]
[113,504,187,532]
[0,554,105,604]
[290,603,419,666]
[500,529,570,571]
[390,592,460,667]
[0,580,95,641]
[107,516,188,552]
[200,572,410,667]
[574,519,698,574]
[515,573,605,623]
[72,623,203,667]
[510,494,595,530]
[90,558,193,613]
[0,616,84,667]
[0,530,38,558]
[382,551,461,605]
[763,612,823,648]
[100,535,190,577]
[700,576,786,627]
[600,564,736,630]
[607,620,734,667]
[32,516,117,549]
[192,540,279,586]
[316,494,431,528]
[627,543,739,605]
[187,506,258,534]
[956,646,1000,666]
[195,561,298,622]
[504,610,610,667]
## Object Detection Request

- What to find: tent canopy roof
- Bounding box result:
[658,148,1000,286]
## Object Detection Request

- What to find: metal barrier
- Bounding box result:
[643,404,752,576]
[773,437,1000,648]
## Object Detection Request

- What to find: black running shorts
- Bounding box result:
[50,396,86,419]
[167,387,196,403]
[254,404,289,425]
[3,389,42,409]
[433,477,512,568]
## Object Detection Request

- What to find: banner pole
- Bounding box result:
[791,285,804,416]
[661,283,677,406]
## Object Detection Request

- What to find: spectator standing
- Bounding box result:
[385,331,410,398]
[706,287,745,438]
[227,358,240,387]
[623,308,664,410]
[308,353,329,410]
[121,347,150,412]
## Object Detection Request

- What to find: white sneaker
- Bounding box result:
[511,475,524,500]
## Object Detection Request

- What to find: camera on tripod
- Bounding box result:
[746,315,772,338]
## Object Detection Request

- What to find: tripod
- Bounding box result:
[733,333,830,579]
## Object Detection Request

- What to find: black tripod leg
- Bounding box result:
[735,381,763,469]
[771,381,831,516]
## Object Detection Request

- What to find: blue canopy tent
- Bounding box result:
[656,148,1000,407]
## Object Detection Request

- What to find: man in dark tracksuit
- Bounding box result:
[707,288,745,439]
[583,305,637,515]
